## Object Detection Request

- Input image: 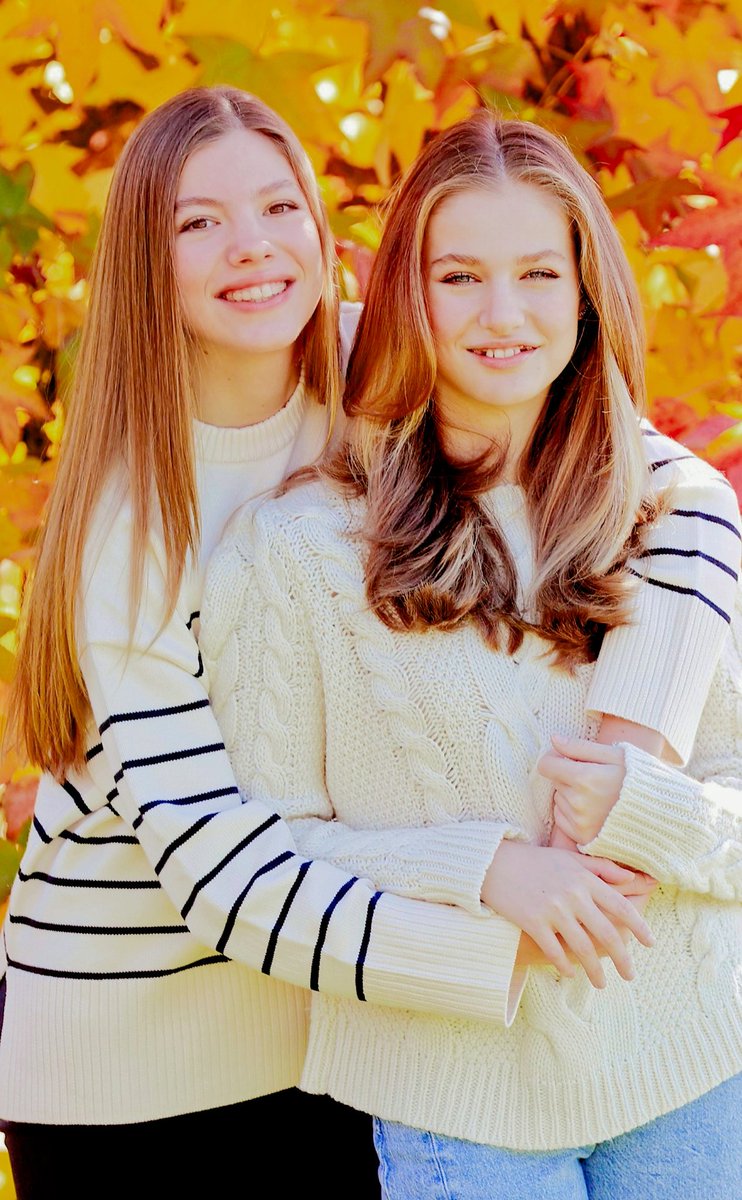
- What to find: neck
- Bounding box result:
[195,346,299,428]
[439,406,540,484]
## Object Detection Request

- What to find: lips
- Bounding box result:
[220,280,289,303]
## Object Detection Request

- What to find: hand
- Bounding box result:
[539,735,626,846]
[483,841,654,989]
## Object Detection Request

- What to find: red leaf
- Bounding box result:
[651,202,742,316]
[3,777,38,841]
[714,105,742,152]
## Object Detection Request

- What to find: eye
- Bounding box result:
[440,271,478,285]
[523,268,559,280]
[178,216,217,233]
[267,200,300,215]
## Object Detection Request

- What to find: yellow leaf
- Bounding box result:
[378,61,435,175]
[173,0,276,51]
[85,38,199,112]
[25,144,90,219]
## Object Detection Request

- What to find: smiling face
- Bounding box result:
[425,178,581,465]
[174,127,324,376]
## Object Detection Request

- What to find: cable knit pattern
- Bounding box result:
[203,475,742,1152]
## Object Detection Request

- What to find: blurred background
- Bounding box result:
[0,0,740,906]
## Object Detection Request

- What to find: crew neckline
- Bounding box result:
[193,375,308,464]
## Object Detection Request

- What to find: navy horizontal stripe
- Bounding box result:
[310,877,359,992]
[99,698,210,735]
[155,812,217,875]
[356,890,382,1001]
[217,851,295,955]
[133,785,239,830]
[195,651,204,679]
[628,568,731,623]
[62,779,92,816]
[638,546,739,581]
[672,509,742,540]
[650,455,697,472]
[60,829,138,846]
[121,742,224,772]
[18,868,160,890]
[261,860,311,974]
[85,742,103,763]
[641,427,662,437]
[9,914,188,935]
[186,611,200,630]
[6,953,230,981]
[181,812,281,920]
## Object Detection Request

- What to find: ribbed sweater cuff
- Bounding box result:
[411,821,528,914]
[586,582,726,765]
[581,743,699,877]
[364,893,525,1026]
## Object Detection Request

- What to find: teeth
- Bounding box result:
[223,281,288,303]
[480,346,526,359]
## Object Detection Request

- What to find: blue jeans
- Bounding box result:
[373,1074,741,1200]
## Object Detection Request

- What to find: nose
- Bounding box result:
[227,214,274,266]
[477,282,525,333]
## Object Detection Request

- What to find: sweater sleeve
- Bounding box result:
[583,584,742,899]
[202,507,527,918]
[587,427,741,764]
[78,490,523,1026]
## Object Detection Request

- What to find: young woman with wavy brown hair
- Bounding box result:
[0,88,584,1199]
[201,111,741,1199]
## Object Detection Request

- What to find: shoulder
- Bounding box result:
[339,301,363,374]
[641,420,741,524]
[209,479,355,579]
[201,480,359,656]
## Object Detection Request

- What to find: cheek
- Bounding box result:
[174,247,204,308]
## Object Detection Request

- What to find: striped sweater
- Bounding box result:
[201,437,741,1150]
[0,413,738,1124]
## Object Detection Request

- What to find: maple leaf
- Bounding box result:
[186,37,339,144]
[335,0,483,86]
[715,105,742,152]
[651,187,742,317]
[608,174,703,238]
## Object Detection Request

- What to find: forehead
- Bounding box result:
[425,180,572,258]
[178,127,297,194]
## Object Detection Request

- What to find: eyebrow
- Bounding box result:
[175,179,300,211]
[429,250,570,268]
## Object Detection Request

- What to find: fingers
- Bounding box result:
[581,909,636,982]
[599,887,655,949]
[527,929,576,979]
[555,917,607,988]
[552,798,580,845]
[581,856,637,885]
[550,734,623,765]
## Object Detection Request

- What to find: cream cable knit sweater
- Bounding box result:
[202,468,742,1151]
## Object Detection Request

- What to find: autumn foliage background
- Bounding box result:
[0,0,740,890]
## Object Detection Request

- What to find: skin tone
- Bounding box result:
[174,128,324,428]
[425,179,580,479]
[424,180,658,986]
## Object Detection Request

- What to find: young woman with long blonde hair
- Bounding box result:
[201,112,742,1198]
[0,87,585,1199]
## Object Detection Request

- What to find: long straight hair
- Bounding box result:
[330,111,658,662]
[13,86,340,775]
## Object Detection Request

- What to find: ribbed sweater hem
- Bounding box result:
[300,1002,742,1151]
[0,962,307,1124]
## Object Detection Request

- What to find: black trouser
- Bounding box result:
[2,1088,381,1199]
